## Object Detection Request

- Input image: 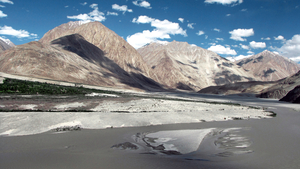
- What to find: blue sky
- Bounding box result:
[1,0,300,62]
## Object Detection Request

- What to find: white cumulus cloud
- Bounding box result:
[152,20,186,34]
[249,41,266,49]
[0,25,37,38]
[290,57,300,63]
[67,4,106,23]
[80,2,87,6]
[196,30,205,36]
[247,51,254,54]
[0,10,7,17]
[132,0,152,9]
[128,15,187,48]
[178,18,184,23]
[67,14,90,21]
[90,3,97,8]
[240,43,249,50]
[187,23,195,29]
[0,0,13,4]
[127,30,169,49]
[112,4,133,14]
[132,15,154,23]
[229,28,254,41]
[274,35,285,41]
[207,45,237,55]
[227,54,251,62]
[277,34,300,59]
[204,0,243,5]
[214,28,221,32]
[261,37,271,40]
[107,11,118,16]
[0,0,12,17]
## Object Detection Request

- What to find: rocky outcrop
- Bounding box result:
[280,85,300,103]
[0,34,162,91]
[236,50,300,81]
[138,41,257,91]
[199,70,300,99]
[259,70,300,99]
[198,81,276,95]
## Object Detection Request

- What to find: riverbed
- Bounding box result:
[0,92,300,169]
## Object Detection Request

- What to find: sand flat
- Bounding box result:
[0,97,272,136]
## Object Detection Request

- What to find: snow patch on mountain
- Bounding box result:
[0,36,14,47]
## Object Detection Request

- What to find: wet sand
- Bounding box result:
[1,94,300,169]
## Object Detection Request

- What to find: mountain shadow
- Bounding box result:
[51,34,163,91]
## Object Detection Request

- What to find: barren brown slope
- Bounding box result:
[0,34,162,91]
[39,21,152,77]
[236,50,300,81]
[138,41,257,91]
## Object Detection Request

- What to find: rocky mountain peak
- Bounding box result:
[0,37,14,46]
[261,50,273,55]
[139,41,168,49]
[236,50,300,81]
[0,37,15,53]
[166,40,192,50]
[39,21,152,77]
[67,21,88,29]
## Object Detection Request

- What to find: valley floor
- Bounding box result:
[0,92,300,169]
[0,92,274,136]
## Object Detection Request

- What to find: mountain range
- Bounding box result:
[199,50,300,100]
[138,41,256,91]
[0,21,300,102]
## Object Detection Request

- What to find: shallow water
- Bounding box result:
[112,127,253,160]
